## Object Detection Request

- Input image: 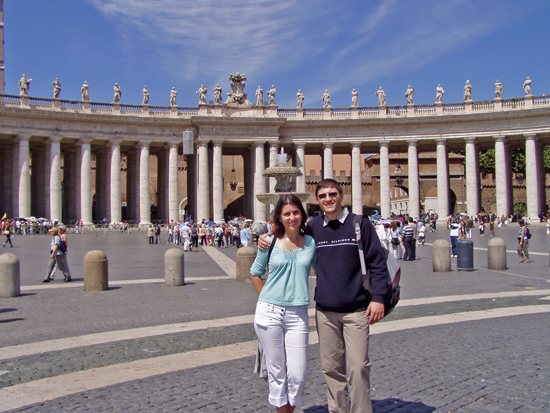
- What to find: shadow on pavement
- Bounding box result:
[304,398,436,412]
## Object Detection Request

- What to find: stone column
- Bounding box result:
[110,139,122,224]
[50,135,63,221]
[186,148,197,221]
[79,139,93,225]
[126,147,138,222]
[157,151,167,221]
[379,142,390,218]
[465,138,480,218]
[436,138,449,220]
[244,149,253,219]
[295,143,306,193]
[95,148,109,221]
[212,141,224,222]
[139,141,151,225]
[351,142,362,215]
[254,142,267,221]
[31,145,46,218]
[197,141,209,222]
[269,143,278,194]
[62,147,77,222]
[1,142,14,218]
[323,143,334,179]
[407,139,420,219]
[525,134,541,223]
[17,135,31,218]
[168,142,179,223]
[494,136,510,218]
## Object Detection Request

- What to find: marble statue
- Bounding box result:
[375,87,386,106]
[19,74,32,96]
[113,83,122,103]
[225,72,250,104]
[170,87,177,106]
[256,85,263,106]
[142,86,149,105]
[296,89,304,108]
[436,84,445,103]
[196,84,207,104]
[81,81,89,101]
[351,88,358,107]
[405,85,414,105]
[493,80,503,99]
[268,85,277,106]
[322,89,331,108]
[52,78,61,99]
[523,76,532,95]
[464,80,472,101]
[213,84,222,104]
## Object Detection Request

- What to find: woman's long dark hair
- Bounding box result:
[272,194,308,238]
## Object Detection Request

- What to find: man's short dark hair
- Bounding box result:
[315,179,343,197]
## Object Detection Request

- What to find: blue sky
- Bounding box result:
[4,0,550,108]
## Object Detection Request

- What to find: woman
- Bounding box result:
[517,219,530,263]
[389,221,400,259]
[418,222,426,246]
[190,223,199,252]
[240,224,250,247]
[3,223,13,248]
[250,194,316,413]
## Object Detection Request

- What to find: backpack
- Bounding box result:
[58,238,67,254]
[353,215,401,318]
[525,227,532,239]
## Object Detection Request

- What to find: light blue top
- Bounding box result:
[250,235,316,306]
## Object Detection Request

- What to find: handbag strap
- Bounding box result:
[267,236,277,263]
[353,215,367,277]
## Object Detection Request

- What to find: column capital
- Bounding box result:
[350,142,361,150]
[269,142,278,149]
[166,141,178,150]
[211,140,223,147]
[524,133,537,141]
[464,137,476,145]
[197,141,208,149]
[435,138,446,145]
[406,139,418,146]
[295,142,306,150]
[16,133,32,141]
[107,138,122,148]
[493,135,506,143]
[77,137,93,146]
[49,134,63,143]
[379,141,390,148]
[323,142,334,149]
[138,140,151,149]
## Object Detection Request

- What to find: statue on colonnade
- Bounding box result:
[375,86,386,106]
[142,86,149,104]
[351,88,358,107]
[113,83,122,103]
[170,87,177,106]
[322,89,331,108]
[225,72,250,104]
[464,80,472,101]
[256,85,263,105]
[523,76,532,95]
[405,85,414,105]
[436,84,445,103]
[493,80,503,99]
[196,84,207,104]
[268,85,277,106]
[19,74,32,96]
[52,78,61,98]
[296,90,304,108]
[213,84,222,104]
[81,81,90,101]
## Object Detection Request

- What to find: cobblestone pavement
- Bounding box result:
[1,226,550,412]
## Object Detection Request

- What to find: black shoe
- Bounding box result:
[42,279,50,283]
[64,277,72,282]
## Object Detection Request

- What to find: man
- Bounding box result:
[43,227,71,283]
[449,216,460,257]
[402,218,415,261]
[259,178,388,413]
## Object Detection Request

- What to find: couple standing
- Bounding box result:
[250,179,389,413]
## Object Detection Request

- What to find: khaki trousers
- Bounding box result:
[316,309,372,413]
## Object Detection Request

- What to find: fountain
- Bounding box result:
[256,148,310,206]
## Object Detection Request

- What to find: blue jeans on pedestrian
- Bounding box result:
[450,236,458,255]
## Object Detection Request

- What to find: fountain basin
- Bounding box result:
[256,192,310,205]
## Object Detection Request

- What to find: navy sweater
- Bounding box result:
[308,213,389,313]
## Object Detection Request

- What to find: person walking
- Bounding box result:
[250,195,316,413]
[240,224,251,247]
[517,219,530,263]
[147,226,155,244]
[389,221,401,259]
[43,227,71,283]
[3,224,14,248]
[402,220,415,261]
[57,227,72,282]
[190,223,199,252]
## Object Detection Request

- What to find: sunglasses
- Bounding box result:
[317,192,339,199]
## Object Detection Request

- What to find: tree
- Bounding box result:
[478,149,495,174]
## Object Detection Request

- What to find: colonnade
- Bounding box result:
[2,135,181,225]
[1,131,548,224]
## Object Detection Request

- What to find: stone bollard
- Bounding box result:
[488,237,507,270]
[432,239,451,272]
[0,253,20,298]
[165,248,184,286]
[236,247,257,282]
[83,250,109,292]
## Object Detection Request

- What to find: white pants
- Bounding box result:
[241,239,249,247]
[254,301,309,408]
